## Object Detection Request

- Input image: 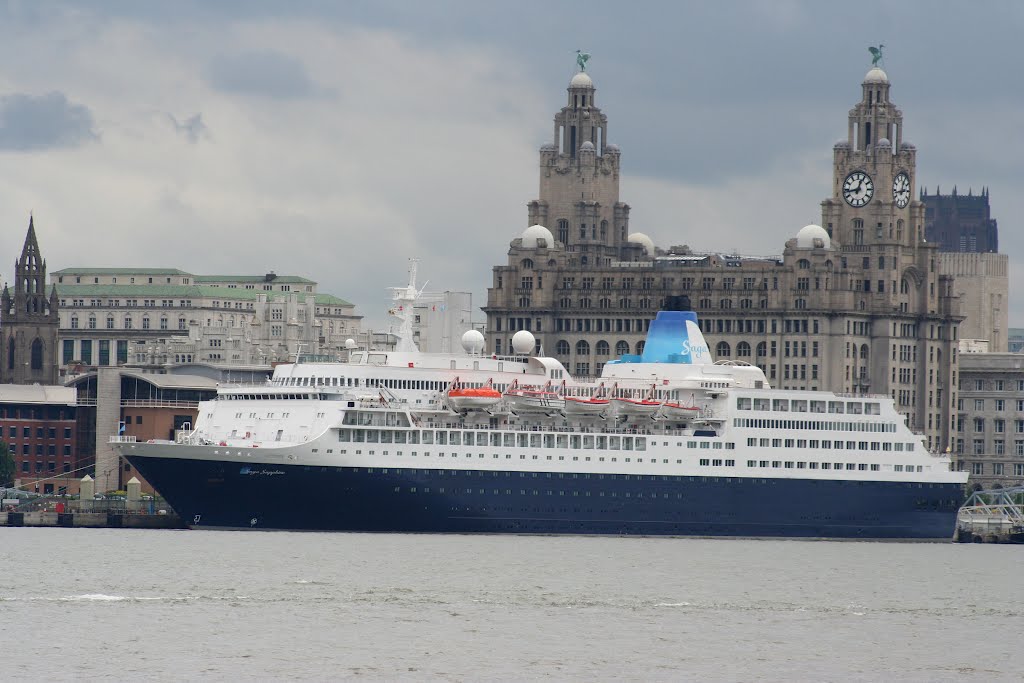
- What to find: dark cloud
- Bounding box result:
[205,50,319,99]
[0,92,97,151]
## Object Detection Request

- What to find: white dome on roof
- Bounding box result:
[604,142,620,152]
[580,140,595,151]
[628,232,655,254]
[864,67,889,83]
[795,224,831,250]
[511,330,536,355]
[461,329,485,355]
[570,72,593,88]
[519,224,555,249]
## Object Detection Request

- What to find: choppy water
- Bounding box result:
[1,528,1020,681]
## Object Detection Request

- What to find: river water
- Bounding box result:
[1,528,1020,681]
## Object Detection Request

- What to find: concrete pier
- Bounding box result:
[1,510,185,529]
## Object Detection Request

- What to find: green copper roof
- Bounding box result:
[194,275,315,284]
[53,267,190,276]
[55,283,354,308]
[314,293,354,307]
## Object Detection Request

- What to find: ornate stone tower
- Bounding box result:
[527,70,631,254]
[819,63,960,448]
[1,216,60,385]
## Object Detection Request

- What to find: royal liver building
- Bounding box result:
[485,62,962,451]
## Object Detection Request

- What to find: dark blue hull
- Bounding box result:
[127,456,963,539]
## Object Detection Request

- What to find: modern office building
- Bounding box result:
[485,62,962,451]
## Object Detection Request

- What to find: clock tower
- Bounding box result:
[819,62,959,448]
[822,65,923,251]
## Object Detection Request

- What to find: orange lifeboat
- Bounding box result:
[448,378,502,411]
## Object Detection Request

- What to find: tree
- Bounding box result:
[0,441,14,488]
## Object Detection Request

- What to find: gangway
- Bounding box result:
[957,486,1024,542]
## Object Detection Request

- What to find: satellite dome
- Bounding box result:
[834,140,850,149]
[539,143,557,152]
[580,140,595,151]
[876,138,891,148]
[511,330,536,355]
[570,72,593,88]
[461,329,485,355]
[604,143,620,152]
[628,232,655,255]
[344,338,357,350]
[795,224,831,250]
[519,224,555,249]
[864,67,889,84]
[901,141,916,150]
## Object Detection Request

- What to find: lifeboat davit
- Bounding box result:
[448,378,502,411]
[560,381,609,418]
[659,394,700,421]
[611,384,660,417]
[563,396,610,417]
[504,380,565,415]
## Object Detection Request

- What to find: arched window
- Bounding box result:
[756,341,767,357]
[7,337,14,370]
[599,298,611,309]
[521,259,534,270]
[797,259,810,269]
[616,340,629,356]
[556,340,570,355]
[716,341,731,357]
[600,220,608,240]
[576,340,590,356]
[635,340,645,355]
[719,299,732,309]
[795,298,806,309]
[30,338,43,370]
[737,341,751,357]
[860,344,869,360]
[596,340,610,356]
[825,259,834,270]
[900,278,910,294]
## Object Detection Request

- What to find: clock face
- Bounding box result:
[843,171,874,208]
[893,172,911,208]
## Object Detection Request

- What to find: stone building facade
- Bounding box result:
[485,65,962,452]
[0,218,60,385]
[50,268,362,376]
[939,252,1008,352]
[953,352,1024,489]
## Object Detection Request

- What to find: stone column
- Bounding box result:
[94,367,122,493]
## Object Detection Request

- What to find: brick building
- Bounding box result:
[2,384,78,494]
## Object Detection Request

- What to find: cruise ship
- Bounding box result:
[116,265,968,539]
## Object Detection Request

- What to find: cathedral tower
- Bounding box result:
[527,70,631,254]
[1,216,60,385]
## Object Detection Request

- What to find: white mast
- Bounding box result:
[389,258,427,353]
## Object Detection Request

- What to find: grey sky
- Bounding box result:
[0,1,1022,330]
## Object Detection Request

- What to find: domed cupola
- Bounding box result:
[794,224,832,250]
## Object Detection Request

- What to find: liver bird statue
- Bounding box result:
[868,44,884,67]
[576,49,591,72]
